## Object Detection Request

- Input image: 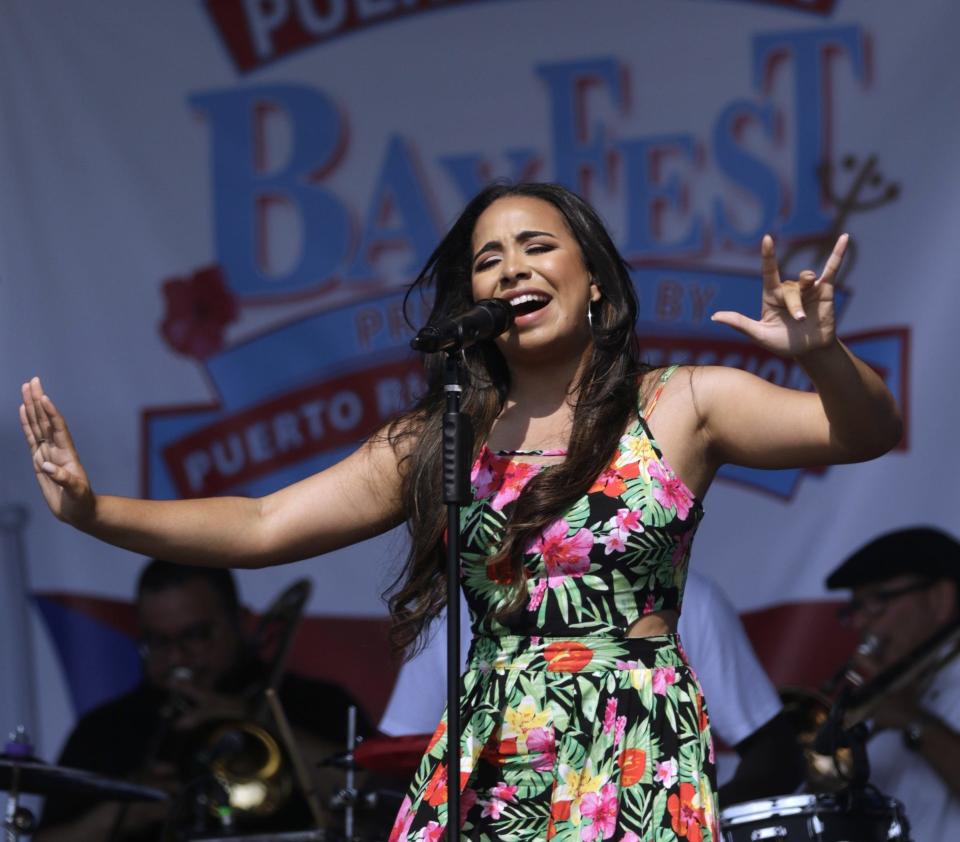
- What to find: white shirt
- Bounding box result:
[379,568,783,778]
[866,655,960,839]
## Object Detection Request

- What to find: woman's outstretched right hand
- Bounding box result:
[20,376,96,527]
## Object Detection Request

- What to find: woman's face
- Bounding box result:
[470,196,600,363]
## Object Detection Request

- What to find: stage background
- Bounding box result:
[1,0,958,776]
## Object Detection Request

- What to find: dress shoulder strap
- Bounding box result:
[641,364,680,421]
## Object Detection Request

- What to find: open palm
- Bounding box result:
[19,377,95,525]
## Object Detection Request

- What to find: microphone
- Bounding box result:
[410,299,514,353]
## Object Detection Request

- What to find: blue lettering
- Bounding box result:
[535,58,626,197]
[620,135,705,256]
[712,100,781,247]
[345,135,440,281]
[190,85,350,298]
[752,27,866,237]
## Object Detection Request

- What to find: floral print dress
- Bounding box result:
[391,367,718,842]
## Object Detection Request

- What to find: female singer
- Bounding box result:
[21,182,901,841]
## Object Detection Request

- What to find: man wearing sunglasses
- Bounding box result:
[826,526,960,839]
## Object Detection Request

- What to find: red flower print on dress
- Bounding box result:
[426,720,446,752]
[588,460,640,498]
[667,782,706,841]
[544,640,595,672]
[648,461,694,521]
[527,519,594,585]
[580,782,619,841]
[424,763,448,808]
[160,265,239,360]
[490,460,541,511]
[618,748,647,787]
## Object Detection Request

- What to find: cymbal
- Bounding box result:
[0,758,168,801]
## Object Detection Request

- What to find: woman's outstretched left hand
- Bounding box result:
[711,233,847,358]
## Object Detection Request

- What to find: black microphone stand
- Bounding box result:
[441,351,471,841]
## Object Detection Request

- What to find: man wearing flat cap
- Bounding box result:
[826,526,960,838]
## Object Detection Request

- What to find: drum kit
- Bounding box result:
[0,720,916,842]
[0,726,167,841]
[0,722,408,842]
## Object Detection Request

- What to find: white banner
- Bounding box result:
[1,0,957,759]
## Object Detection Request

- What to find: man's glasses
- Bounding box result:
[138,621,216,660]
[836,580,935,625]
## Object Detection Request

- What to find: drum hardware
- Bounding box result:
[0,725,168,841]
[719,790,911,842]
[328,706,359,840]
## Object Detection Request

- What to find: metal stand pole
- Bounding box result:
[442,353,471,841]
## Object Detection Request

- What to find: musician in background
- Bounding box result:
[826,526,960,838]
[381,568,805,807]
[35,559,372,841]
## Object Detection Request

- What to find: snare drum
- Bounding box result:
[719,792,910,841]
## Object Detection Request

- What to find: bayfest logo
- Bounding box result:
[144,22,908,503]
[202,0,841,72]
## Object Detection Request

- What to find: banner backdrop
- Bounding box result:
[1,0,958,761]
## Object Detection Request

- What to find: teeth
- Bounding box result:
[510,293,550,306]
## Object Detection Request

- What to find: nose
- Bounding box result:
[500,248,531,285]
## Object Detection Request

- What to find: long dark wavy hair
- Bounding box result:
[385,182,646,656]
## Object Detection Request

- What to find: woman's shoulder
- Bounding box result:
[638,364,697,416]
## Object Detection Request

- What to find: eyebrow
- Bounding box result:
[473,229,557,263]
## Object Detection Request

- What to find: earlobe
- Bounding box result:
[589,280,602,303]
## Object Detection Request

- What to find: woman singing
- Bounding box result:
[21,182,901,841]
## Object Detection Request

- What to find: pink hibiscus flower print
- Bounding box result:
[491,782,518,802]
[580,782,619,841]
[481,798,507,819]
[527,519,593,585]
[490,460,541,511]
[614,715,627,745]
[648,461,694,521]
[422,821,444,842]
[471,450,507,500]
[609,507,644,534]
[526,726,557,772]
[603,698,618,733]
[652,666,678,695]
[599,531,627,555]
[654,758,678,788]
[528,579,548,612]
[388,795,414,842]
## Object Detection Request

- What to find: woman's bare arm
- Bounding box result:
[20,377,407,568]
